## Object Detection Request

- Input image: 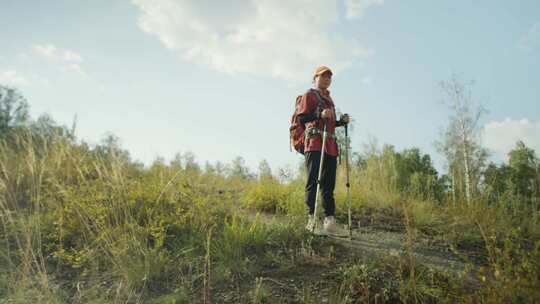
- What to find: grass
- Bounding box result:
[1,127,540,303]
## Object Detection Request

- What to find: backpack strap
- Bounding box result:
[309,89,324,118]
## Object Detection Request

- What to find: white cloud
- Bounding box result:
[518,22,540,52]
[32,44,86,74]
[62,63,87,77]
[345,0,384,19]
[0,70,30,87]
[132,0,372,82]
[32,44,58,58]
[483,118,540,161]
[63,50,83,62]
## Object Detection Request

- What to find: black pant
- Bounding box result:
[304,151,336,217]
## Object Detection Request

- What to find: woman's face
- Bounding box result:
[315,72,332,89]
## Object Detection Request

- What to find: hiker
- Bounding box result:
[297,66,350,235]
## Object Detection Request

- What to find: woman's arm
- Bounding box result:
[298,112,319,124]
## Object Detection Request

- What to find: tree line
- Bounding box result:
[1,81,539,211]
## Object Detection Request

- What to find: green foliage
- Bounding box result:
[348,143,444,206]
[408,199,441,228]
[484,162,513,202]
[508,141,538,204]
[229,156,255,180]
[213,213,304,281]
[471,226,540,302]
[146,288,189,304]
[483,141,539,210]
[0,119,266,302]
[250,277,270,304]
[2,91,540,302]
[0,86,30,137]
[214,215,263,278]
[241,177,285,213]
[336,262,395,302]
[241,176,305,215]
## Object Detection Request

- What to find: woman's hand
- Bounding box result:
[340,113,350,124]
[321,109,333,119]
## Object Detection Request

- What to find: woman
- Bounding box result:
[297,66,349,235]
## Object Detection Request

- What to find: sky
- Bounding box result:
[1,0,539,175]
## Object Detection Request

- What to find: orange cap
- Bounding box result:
[314,66,333,77]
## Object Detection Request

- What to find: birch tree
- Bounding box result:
[435,76,488,205]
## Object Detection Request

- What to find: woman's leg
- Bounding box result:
[304,151,321,215]
[321,154,337,217]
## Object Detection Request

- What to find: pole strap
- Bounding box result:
[305,127,336,141]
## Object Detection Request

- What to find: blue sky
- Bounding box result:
[1,0,539,175]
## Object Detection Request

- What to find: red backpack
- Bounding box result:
[289,89,323,154]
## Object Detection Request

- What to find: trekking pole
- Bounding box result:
[345,124,352,239]
[312,120,328,233]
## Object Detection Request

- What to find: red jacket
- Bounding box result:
[297,89,339,156]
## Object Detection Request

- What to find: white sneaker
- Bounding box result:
[306,214,316,232]
[323,216,348,237]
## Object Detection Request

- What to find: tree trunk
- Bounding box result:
[451,164,457,206]
[463,145,471,204]
[461,123,472,205]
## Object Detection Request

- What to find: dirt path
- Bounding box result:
[243,211,475,275]
[210,210,483,303]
